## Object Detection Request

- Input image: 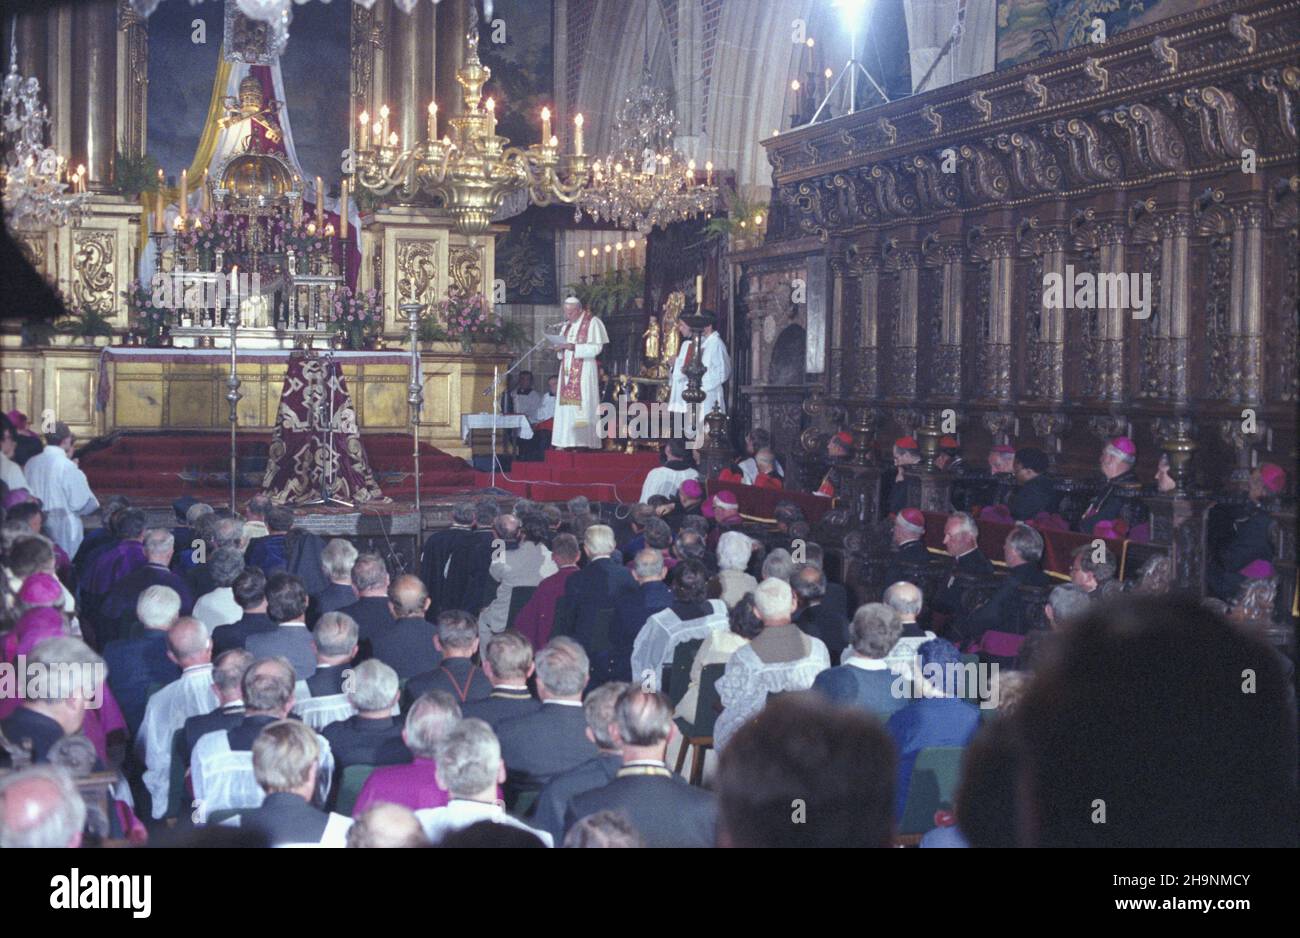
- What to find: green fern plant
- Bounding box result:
[113,151,162,199]
[702,189,768,242]
[61,307,116,339]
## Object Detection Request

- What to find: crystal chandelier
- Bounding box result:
[575,76,715,234]
[0,46,91,232]
[354,15,588,236]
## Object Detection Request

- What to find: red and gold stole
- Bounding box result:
[559,313,592,406]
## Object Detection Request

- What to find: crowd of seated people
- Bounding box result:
[0,415,1294,849]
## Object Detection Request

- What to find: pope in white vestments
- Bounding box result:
[552,297,609,450]
[668,320,731,428]
[22,425,99,558]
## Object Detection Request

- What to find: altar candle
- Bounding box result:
[379,104,389,143]
[373,121,383,144]
[200,169,211,213]
[485,97,496,136]
[696,274,703,305]
[427,102,437,142]
[315,176,324,229]
[359,111,369,150]
[705,161,714,186]
[339,180,349,239]
[76,164,85,193]
[541,106,551,142]
[155,188,165,233]
[231,265,239,313]
[574,113,584,156]
[577,249,586,278]
[604,243,612,273]
[180,169,187,218]
[549,134,558,149]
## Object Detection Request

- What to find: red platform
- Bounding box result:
[473,448,661,503]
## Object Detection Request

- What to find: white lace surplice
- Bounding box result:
[630,599,729,689]
[713,638,831,751]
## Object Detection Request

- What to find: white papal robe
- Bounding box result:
[668,331,731,423]
[22,444,99,557]
[552,314,609,449]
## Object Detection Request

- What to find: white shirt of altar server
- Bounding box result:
[552,311,609,449]
[637,464,700,504]
[193,587,243,630]
[22,444,99,557]
[630,599,729,690]
[511,389,544,422]
[416,799,553,847]
[191,726,335,819]
[535,392,556,423]
[0,453,25,491]
[669,330,731,416]
[713,638,830,752]
[138,663,219,819]
[220,811,354,848]
[736,455,784,485]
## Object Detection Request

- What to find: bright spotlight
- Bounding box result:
[834,0,870,26]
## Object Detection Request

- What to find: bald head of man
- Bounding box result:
[883,581,923,623]
[346,802,429,848]
[387,574,431,620]
[0,766,86,848]
[166,616,213,668]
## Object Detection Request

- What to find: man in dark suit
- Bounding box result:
[307,538,357,627]
[565,688,715,848]
[463,630,540,729]
[186,515,244,600]
[881,436,921,517]
[245,573,316,681]
[97,528,195,642]
[442,501,500,617]
[303,611,359,697]
[0,637,105,765]
[419,501,476,617]
[956,524,1054,645]
[1208,463,1285,602]
[1078,437,1145,535]
[404,610,492,707]
[792,563,849,663]
[369,575,438,681]
[812,604,909,723]
[611,549,674,681]
[881,508,933,589]
[181,649,253,767]
[338,552,395,662]
[102,585,183,735]
[232,720,351,847]
[931,512,996,618]
[531,680,627,842]
[495,637,599,809]
[211,567,276,655]
[553,525,636,685]
[321,659,408,771]
[1008,447,1059,521]
[798,541,850,624]
[244,505,294,575]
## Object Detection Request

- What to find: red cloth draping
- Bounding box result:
[261,351,385,504]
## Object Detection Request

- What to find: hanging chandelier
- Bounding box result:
[574,75,716,234]
[0,47,91,232]
[353,14,588,236]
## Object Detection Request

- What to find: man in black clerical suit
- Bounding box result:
[462,631,540,729]
[211,568,276,655]
[565,688,715,848]
[931,512,996,617]
[1007,447,1058,521]
[530,681,626,842]
[954,524,1054,645]
[181,649,253,766]
[1207,463,1286,602]
[307,539,358,628]
[552,525,637,685]
[337,553,396,663]
[881,508,933,589]
[495,637,599,809]
[792,564,849,663]
[369,575,439,681]
[303,611,358,698]
[404,610,492,708]
[1078,437,1145,535]
[419,501,476,617]
[245,573,315,681]
[321,660,408,772]
[881,437,921,517]
[233,721,350,847]
[443,502,500,617]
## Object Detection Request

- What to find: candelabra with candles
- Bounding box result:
[353,12,588,237]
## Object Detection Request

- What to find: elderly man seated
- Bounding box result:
[0,765,87,848]
[352,690,463,815]
[228,720,352,847]
[713,577,831,751]
[812,603,909,722]
[629,560,728,691]
[321,659,408,773]
[191,657,335,820]
[711,531,758,609]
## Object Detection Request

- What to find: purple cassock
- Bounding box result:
[514,565,580,650]
[84,539,147,597]
[351,758,451,816]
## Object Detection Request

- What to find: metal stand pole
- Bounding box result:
[807,18,890,125]
[226,282,242,513]
[403,303,424,516]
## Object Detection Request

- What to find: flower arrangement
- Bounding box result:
[175,209,242,261]
[436,290,498,352]
[270,214,329,256]
[327,285,382,349]
[124,279,170,346]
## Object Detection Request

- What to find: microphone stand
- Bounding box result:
[480,324,562,480]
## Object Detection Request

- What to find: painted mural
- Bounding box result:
[995,0,1212,69]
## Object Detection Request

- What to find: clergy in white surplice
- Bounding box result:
[22,422,99,558]
[552,297,609,450]
[667,314,731,432]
